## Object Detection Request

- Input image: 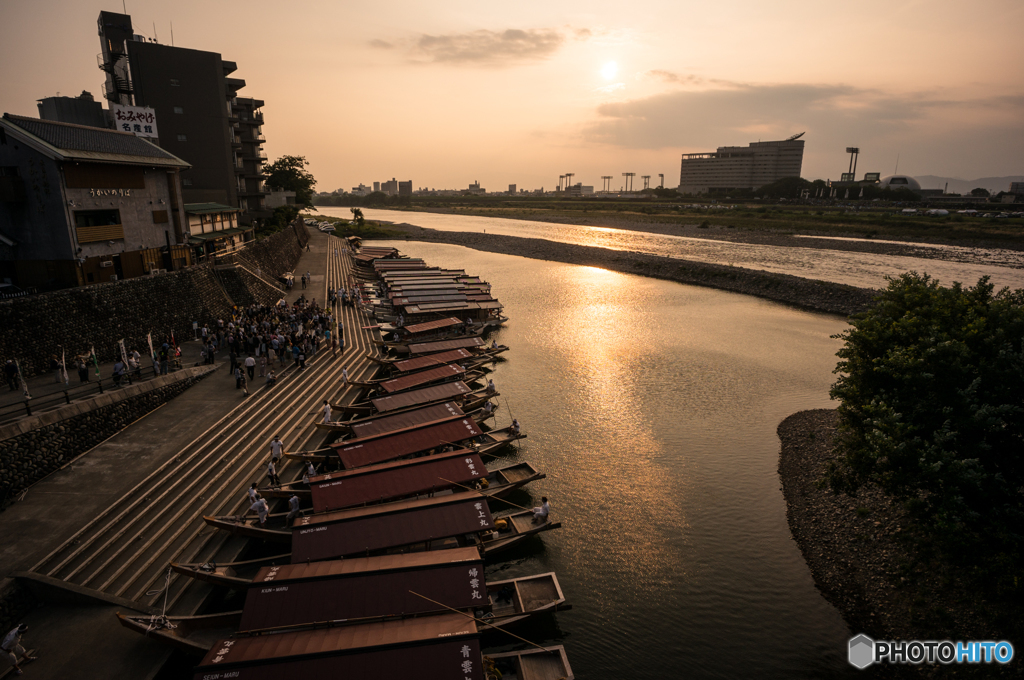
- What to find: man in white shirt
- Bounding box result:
[2,623,35,674]
[244,355,256,380]
[270,436,284,463]
[247,482,258,503]
[341,367,349,385]
[267,460,280,486]
[511,419,521,436]
[286,494,302,524]
[247,495,270,528]
[532,497,550,524]
[322,401,332,424]
[486,379,496,395]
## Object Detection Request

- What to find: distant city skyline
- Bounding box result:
[2,0,1022,192]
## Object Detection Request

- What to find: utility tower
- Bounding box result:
[564,173,574,191]
[845,147,860,182]
[641,175,651,190]
[658,174,664,188]
[622,172,635,192]
[558,175,565,191]
[601,176,612,192]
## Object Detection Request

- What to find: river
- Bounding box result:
[320,207,1024,291]
[370,239,860,678]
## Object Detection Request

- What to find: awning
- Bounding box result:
[408,337,487,355]
[377,363,466,394]
[238,556,487,632]
[390,349,474,374]
[196,612,479,669]
[311,450,485,512]
[370,381,473,413]
[334,416,483,469]
[403,317,462,335]
[291,495,494,562]
[348,401,466,439]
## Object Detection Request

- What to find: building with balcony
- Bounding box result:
[184,203,249,259]
[679,134,805,194]
[0,114,191,290]
[96,11,269,229]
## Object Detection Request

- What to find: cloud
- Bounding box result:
[596,83,625,94]
[368,39,394,50]
[412,28,566,66]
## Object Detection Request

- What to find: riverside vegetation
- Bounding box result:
[784,273,1024,673]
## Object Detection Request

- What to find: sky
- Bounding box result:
[3,0,1023,192]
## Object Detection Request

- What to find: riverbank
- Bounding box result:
[778,410,1019,676]
[376,204,1024,258]
[381,222,876,316]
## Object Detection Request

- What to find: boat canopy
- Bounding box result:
[348,402,465,439]
[408,337,487,355]
[370,380,472,412]
[196,612,479,670]
[249,547,482,586]
[291,495,494,562]
[390,349,474,374]
[238,558,487,632]
[377,364,465,394]
[311,450,486,512]
[403,317,462,334]
[334,417,483,468]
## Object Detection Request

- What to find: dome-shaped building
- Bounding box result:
[879,175,922,192]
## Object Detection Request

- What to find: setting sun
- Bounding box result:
[600,61,619,80]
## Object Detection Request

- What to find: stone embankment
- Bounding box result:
[779,409,1011,675]
[0,365,215,510]
[0,220,309,377]
[388,225,877,316]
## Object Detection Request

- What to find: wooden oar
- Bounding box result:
[438,477,532,512]
[408,591,549,652]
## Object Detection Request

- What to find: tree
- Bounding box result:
[756,176,815,199]
[350,207,365,225]
[970,187,991,197]
[827,273,1024,548]
[263,155,317,206]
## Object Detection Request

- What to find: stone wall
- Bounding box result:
[0,366,213,509]
[0,580,37,641]
[0,219,310,377]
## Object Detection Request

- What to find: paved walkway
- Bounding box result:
[0,228,342,680]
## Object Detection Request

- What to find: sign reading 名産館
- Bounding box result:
[110,104,159,139]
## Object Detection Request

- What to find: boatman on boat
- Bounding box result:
[532,497,550,524]
[286,494,301,524]
[511,418,521,436]
[247,495,269,528]
[487,379,496,395]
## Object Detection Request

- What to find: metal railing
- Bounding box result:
[0,363,179,426]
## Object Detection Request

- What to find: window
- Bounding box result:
[152,210,169,224]
[182,178,192,186]
[173,106,184,114]
[176,134,187,142]
[170,79,180,86]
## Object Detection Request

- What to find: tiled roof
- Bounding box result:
[1,113,188,167]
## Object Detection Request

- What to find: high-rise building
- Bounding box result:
[508,184,516,195]
[398,180,412,196]
[373,181,380,192]
[96,11,269,229]
[381,178,398,195]
[679,134,805,194]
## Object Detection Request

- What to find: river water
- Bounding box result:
[371,239,859,678]
[324,207,1024,291]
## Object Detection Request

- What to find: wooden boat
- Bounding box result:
[367,342,508,366]
[486,646,575,680]
[262,450,544,510]
[203,492,561,559]
[313,403,495,434]
[331,380,495,419]
[115,571,568,654]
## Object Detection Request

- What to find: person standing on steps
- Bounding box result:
[244,354,256,381]
[341,367,348,385]
[1,623,36,675]
[247,494,270,528]
[247,482,259,504]
[266,459,280,486]
[322,400,332,424]
[270,436,284,464]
